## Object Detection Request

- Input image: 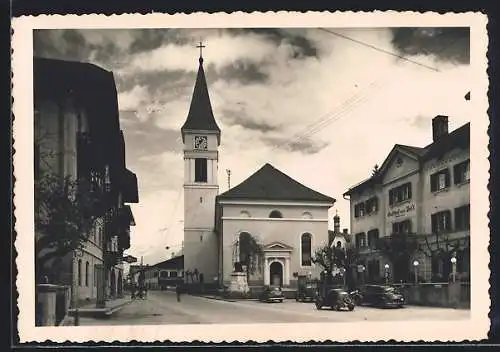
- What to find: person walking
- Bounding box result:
[175,283,182,302]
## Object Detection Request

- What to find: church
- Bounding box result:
[180,50,337,290]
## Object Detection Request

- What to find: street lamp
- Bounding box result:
[384,264,390,285]
[413,260,419,285]
[451,256,457,283]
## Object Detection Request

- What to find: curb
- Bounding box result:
[104,299,134,316]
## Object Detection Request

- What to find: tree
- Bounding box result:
[35,169,102,283]
[419,233,469,282]
[376,233,419,282]
[238,232,263,282]
[312,241,359,287]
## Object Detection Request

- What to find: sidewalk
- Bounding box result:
[61,297,133,325]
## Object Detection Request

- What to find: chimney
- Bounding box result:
[432,115,449,142]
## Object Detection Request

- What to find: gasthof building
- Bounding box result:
[343,115,470,284]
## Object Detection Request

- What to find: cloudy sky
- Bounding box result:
[34,27,471,265]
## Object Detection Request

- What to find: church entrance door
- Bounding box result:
[270,262,283,286]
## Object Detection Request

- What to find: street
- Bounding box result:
[78,290,470,325]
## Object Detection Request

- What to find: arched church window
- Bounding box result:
[269,210,283,218]
[240,210,251,218]
[302,212,313,219]
[301,233,312,266]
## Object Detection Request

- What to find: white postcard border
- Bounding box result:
[12,11,490,343]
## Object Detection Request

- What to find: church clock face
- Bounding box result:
[194,135,208,150]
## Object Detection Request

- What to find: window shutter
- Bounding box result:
[431,214,437,233]
[430,174,436,192]
[407,183,412,199]
[354,205,359,218]
[445,169,450,187]
[389,190,394,206]
[453,164,459,185]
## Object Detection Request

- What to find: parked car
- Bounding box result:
[315,287,355,311]
[296,282,317,302]
[358,284,405,308]
[259,285,285,303]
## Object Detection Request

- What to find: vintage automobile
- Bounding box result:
[357,284,406,308]
[295,281,317,302]
[315,287,355,311]
[259,285,285,303]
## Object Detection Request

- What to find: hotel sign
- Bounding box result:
[387,203,416,218]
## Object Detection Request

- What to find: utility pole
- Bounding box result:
[140,256,143,266]
[226,169,231,190]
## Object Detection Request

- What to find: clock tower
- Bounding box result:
[181,47,221,283]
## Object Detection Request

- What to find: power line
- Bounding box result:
[317,28,440,72]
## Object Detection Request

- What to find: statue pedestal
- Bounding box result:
[227,272,249,298]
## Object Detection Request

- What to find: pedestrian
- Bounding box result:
[176,283,182,302]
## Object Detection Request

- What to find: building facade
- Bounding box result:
[215,163,336,289]
[343,116,470,284]
[34,58,139,306]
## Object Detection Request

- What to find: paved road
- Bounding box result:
[78,290,470,326]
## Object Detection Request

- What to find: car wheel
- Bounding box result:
[315,301,322,310]
[348,304,355,311]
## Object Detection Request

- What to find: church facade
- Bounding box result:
[180,53,336,289]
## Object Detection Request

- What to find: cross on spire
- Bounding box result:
[196,40,206,63]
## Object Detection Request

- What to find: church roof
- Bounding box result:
[217,163,336,203]
[181,58,221,136]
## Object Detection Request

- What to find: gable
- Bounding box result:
[263,241,294,251]
[379,147,420,184]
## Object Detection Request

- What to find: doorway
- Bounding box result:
[270,261,283,286]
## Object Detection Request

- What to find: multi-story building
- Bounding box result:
[34,58,139,306]
[343,115,470,283]
[140,256,184,290]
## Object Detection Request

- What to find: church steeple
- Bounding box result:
[181,42,221,144]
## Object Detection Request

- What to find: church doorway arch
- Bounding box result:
[270,261,283,287]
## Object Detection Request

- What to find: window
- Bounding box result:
[367,229,380,249]
[389,183,412,206]
[269,210,283,218]
[153,271,158,278]
[455,204,470,231]
[78,259,82,286]
[85,262,89,286]
[355,232,366,248]
[194,158,208,182]
[301,233,312,266]
[454,160,470,184]
[366,197,379,214]
[430,168,450,192]
[354,202,365,218]
[93,264,97,287]
[160,271,168,278]
[392,220,412,234]
[170,271,178,278]
[431,210,452,233]
[240,210,251,218]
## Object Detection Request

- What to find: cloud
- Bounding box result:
[390,27,470,64]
